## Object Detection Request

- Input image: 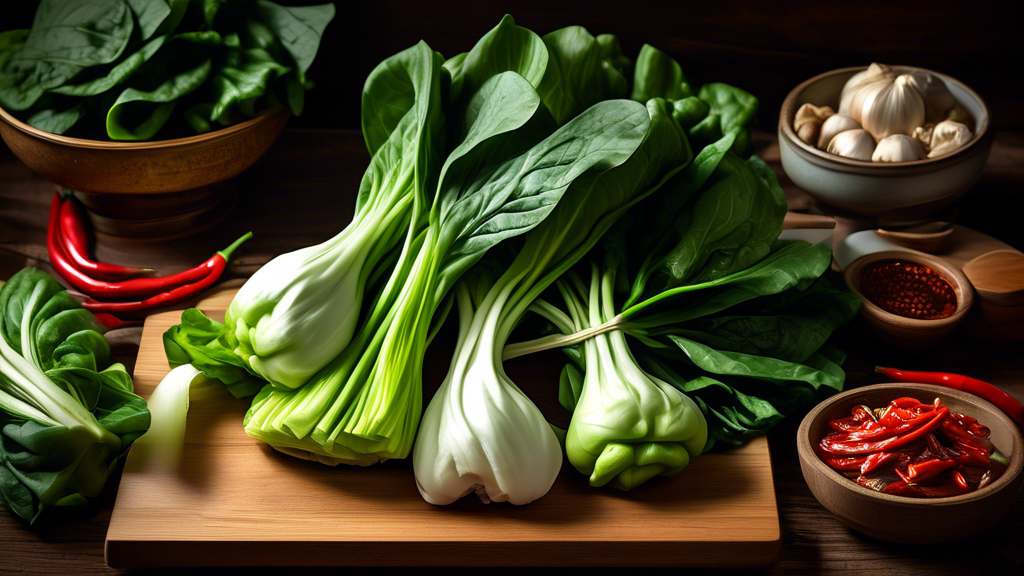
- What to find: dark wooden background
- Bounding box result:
[3,0,1023,133]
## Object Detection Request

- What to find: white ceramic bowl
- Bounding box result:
[778,66,993,217]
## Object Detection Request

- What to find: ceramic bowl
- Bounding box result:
[778,66,993,218]
[843,250,974,348]
[0,105,290,237]
[798,383,1024,544]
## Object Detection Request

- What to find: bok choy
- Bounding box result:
[165,41,446,392]
[0,269,150,524]
[413,97,692,504]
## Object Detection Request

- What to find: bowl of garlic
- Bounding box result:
[779,64,992,216]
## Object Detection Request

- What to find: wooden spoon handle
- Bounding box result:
[783,212,836,230]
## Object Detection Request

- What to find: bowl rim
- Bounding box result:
[842,250,975,329]
[798,382,1024,507]
[0,103,287,150]
[779,65,993,175]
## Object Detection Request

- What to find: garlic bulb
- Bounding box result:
[828,128,876,161]
[928,120,972,158]
[858,74,926,141]
[817,113,860,149]
[911,124,935,152]
[794,103,834,145]
[872,134,926,162]
[945,104,973,131]
[905,70,955,123]
[839,63,893,117]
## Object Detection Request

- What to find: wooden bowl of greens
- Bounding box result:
[0,0,335,237]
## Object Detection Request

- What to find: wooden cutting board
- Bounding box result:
[105,288,781,568]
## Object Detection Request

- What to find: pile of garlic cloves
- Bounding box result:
[794,63,974,162]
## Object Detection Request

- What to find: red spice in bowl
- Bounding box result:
[859,259,957,320]
[817,396,1008,498]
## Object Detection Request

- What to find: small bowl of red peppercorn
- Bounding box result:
[798,383,1024,544]
[843,250,974,348]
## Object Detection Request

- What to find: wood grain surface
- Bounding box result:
[104,289,780,568]
[2,129,1024,574]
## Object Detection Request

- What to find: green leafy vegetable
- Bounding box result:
[414,97,692,504]
[0,0,133,110]
[0,268,150,524]
[513,152,859,457]
[631,44,691,102]
[169,41,446,391]
[1,0,335,141]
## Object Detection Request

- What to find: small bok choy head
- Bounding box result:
[413,97,692,505]
[0,268,150,524]
[166,40,446,392]
[553,265,707,490]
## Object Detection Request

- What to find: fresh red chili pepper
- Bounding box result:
[58,195,153,281]
[81,232,252,317]
[875,366,1024,428]
[953,470,969,490]
[92,312,142,330]
[48,192,245,300]
[820,407,949,455]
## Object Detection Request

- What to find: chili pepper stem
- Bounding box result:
[218,232,253,261]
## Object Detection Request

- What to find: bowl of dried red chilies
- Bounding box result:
[797,383,1024,543]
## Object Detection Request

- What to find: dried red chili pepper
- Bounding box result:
[882,480,970,498]
[820,396,1006,498]
[58,195,152,281]
[824,407,950,456]
[81,232,251,317]
[860,452,900,476]
[820,454,869,471]
[875,366,1024,428]
[900,458,957,484]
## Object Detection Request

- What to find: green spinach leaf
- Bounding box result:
[255,0,335,75]
[0,0,134,110]
[106,57,211,140]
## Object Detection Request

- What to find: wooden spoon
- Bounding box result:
[962,250,1024,307]
[783,212,835,230]
[876,221,954,253]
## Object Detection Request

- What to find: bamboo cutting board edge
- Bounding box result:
[105,288,781,568]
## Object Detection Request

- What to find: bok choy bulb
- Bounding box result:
[414,276,562,505]
[413,98,692,504]
[559,266,706,489]
[172,41,446,392]
[225,224,372,390]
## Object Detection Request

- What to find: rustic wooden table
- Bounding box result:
[1,129,1022,574]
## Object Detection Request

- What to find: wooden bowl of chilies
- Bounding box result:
[798,383,1024,544]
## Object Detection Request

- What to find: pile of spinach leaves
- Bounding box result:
[0,0,334,141]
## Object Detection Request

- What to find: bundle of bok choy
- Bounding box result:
[508,131,860,490]
[157,15,857,504]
